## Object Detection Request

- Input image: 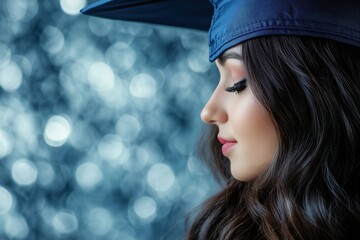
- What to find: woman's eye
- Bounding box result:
[224,78,247,94]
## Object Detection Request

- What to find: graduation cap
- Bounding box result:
[81,0,360,62]
[80,0,213,31]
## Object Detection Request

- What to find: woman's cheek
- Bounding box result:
[230,93,277,162]
[230,93,261,141]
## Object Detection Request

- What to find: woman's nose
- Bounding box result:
[200,88,228,124]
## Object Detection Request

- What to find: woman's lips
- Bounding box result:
[221,142,237,155]
[218,137,237,155]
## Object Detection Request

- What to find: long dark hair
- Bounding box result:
[186,36,360,240]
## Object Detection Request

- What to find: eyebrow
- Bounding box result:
[217,51,243,66]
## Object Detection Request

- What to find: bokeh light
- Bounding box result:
[86,207,114,236]
[0,61,23,92]
[11,158,38,186]
[52,210,79,234]
[116,114,142,142]
[6,0,28,22]
[75,162,103,190]
[5,214,29,239]
[88,62,115,92]
[147,163,175,193]
[133,196,157,221]
[0,186,13,214]
[97,134,124,161]
[0,42,11,68]
[105,42,136,71]
[60,0,87,15]
[0,0,219,238]
[88,17,113,37]
[0,129,14,158]
[44,115,72,147]
[40,26,65,54]
[36,161,56,187]
[129,73,158,98]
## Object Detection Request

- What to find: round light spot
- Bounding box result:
[97,134,124,161]
[6,0,27,21]
[105,42,136,71]
[133,196,157,220]
[5,214,29,239]
[129,73,157,98]
[75,162,103,190]
[40,26,65,54]
[0,61,23,92]
[187,46,211,73]
[12,158,38,186]
[44,115,72,147]
[13,55,32,77]
[60,0,86,15]
[0,186,13,214]
[88,62,115,92]
[86,207,113,236]
[146,163,175,192]
[88,17,113,37]
[24,0,39,20]
[115,114,141,142]
[36,161,55,187]
[0,129,14,158]
[0,42,11,68]
[52,210,78,234]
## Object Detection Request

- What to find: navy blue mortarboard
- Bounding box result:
[80,0,213,31]
[81,0,360,62]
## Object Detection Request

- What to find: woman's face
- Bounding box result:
[201,44,279,181]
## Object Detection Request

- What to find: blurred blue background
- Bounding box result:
[0,0,221,239]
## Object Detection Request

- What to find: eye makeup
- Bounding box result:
[224,78,247,94]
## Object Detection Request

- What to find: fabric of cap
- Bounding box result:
[80,0,213,31]
[81,0,360,62]
[208,0,360,62]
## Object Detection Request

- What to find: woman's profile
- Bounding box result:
[82,0,360,239]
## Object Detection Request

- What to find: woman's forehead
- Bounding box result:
[225,44,242,54]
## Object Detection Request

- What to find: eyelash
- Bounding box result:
[224,78,247,94]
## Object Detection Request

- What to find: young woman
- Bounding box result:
[82,0,360,239]
[189,35,360,240]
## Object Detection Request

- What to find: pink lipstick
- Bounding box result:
[218,137,237,155]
